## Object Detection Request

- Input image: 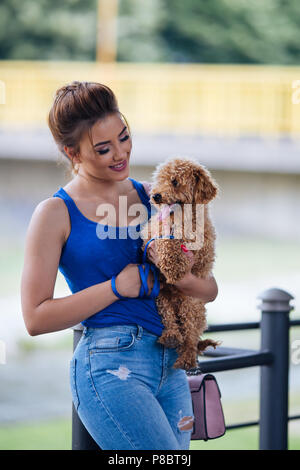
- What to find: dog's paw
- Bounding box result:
[197,338,220,354]
[158,330,183,348]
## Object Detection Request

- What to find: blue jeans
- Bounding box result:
[70,324,194,450]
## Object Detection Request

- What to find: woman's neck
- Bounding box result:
[72,171,129,200]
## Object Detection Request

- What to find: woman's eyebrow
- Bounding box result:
[93,126,127,147]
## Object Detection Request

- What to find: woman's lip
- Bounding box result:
[109,160,127,171]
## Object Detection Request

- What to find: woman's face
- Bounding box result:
[69,113,132,182]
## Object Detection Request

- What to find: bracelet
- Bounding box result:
[111,275,127,300]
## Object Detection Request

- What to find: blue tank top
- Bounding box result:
[52,177,164,336]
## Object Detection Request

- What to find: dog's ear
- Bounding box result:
[193,167,218,204]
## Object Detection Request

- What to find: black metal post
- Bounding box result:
[71,325,101,450]
[257,288,294,450]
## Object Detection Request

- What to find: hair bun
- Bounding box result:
[54,81,83,100]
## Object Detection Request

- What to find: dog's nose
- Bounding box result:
[153,193,162,203]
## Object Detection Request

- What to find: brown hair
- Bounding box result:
[48,81,131,175]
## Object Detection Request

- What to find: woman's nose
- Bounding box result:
[114,142,129,161]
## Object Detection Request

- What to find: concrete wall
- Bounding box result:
[0,158,299,242]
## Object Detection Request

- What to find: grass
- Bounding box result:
[0,418,299,450]
[214,236,300,282]
[191,423,300,450]
[0,418,72,450]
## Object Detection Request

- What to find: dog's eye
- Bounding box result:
[172,178,178,187]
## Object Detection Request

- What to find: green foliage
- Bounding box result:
[0,0,97,60]
[155,0,300,64]
[1,0,300,65]
[118,0,168,62]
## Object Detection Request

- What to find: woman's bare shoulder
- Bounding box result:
[30,197,70,242]
[33,196,68,218]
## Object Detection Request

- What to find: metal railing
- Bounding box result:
[71,287,300,450]
[1,61,300,137]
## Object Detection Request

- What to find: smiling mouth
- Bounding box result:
[109,160,127,169]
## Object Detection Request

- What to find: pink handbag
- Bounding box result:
[187,372,226,440]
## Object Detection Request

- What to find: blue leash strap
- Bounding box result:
[111,274,128,300]
[112,263,160,300]
[138,263,150,297]
[111,234,175,300]
[137,263,161,298]
[149,263,160,298]
[142,235,175,264]
[138,234,174,298]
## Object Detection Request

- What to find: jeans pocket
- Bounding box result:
[89,331,136,353]
[70,357,80,411]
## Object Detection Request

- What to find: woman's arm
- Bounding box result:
[173,273,218,303]
[21,198,119,336]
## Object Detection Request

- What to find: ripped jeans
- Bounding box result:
[70,324,194,450]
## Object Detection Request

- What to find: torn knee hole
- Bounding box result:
[177,416,194,431]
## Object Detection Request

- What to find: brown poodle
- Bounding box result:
[140,156,220,371]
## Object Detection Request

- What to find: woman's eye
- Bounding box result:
[97,135,130,155]
[97,148,109,155]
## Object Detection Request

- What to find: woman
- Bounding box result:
[21,81,218,450]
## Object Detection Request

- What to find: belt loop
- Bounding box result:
[136,325,143,340]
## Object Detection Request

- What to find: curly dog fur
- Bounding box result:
[140,156,220,371]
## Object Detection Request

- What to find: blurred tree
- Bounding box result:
[0,0,97,60]
[117,0,168,62]
[154,0,300,64]
[118,0,300,64]
[1,0,300,64]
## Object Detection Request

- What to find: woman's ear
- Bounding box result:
[63,146,81,165]
[193,167,218,204]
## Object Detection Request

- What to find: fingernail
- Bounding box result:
[181,244,188,253]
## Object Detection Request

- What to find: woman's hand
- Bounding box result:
[115,263,159,298]
[147,240,159,266]
[174,246,218,301]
